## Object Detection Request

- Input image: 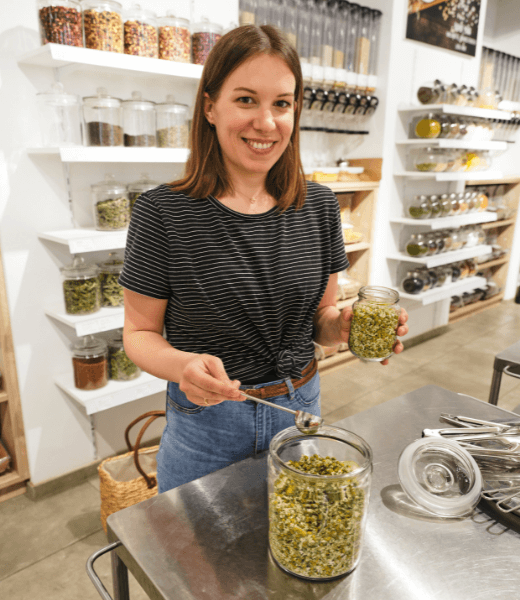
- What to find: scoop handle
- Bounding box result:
[239,390,297,416]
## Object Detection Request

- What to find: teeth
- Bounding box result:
[246,140,274,149]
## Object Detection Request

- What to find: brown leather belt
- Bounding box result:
[243,359,318,400]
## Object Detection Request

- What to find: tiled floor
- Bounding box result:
[1,300,519,599]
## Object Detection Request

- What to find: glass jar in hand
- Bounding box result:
[348,286,400,362]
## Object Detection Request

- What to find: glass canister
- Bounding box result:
[239,0,257,26]
[450,230,464,251]
[91,174,130,231]
[38,0,83,46]
[158,13,191,62]
[411,113,441,139]
[425,232,439,255]
[192,18,222,65]
[412,147,447,172]
[348,286,400,362]
[60,256,101,315]
[83,87,123,146]
[107,329,141,381]
[417,80,442,104]
[402,269,426,295]
[122,91,156,147]
[268,425,372,581]
[448,193,460,216]
[127,172,159,213]
[405,233,428,257]
[439,193,451,217]
[36,82,82,147]
[82,0,123,53]
[71,335,108,390]
[98,253,124,307]
[429,194,442,218]
[406,195,431,219]
[123,3,158,58]
[433,231,445,253]
[155,96,189,148]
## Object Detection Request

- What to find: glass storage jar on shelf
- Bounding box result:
[441,230,453,252]
[425,232,439,255]
[122,91,156,147]
[91,174,130,231]
[450,295,463,312]
[83,88,123,146]
[158,14,190,62]
[439,194,451,217]
[36,82,82,147]
[405,233,428,257]
[72,335,108,391]
[98,253,124,308]
[128,173,159,213]
[405,195,431,219]
[466,258,477,277]
[60,256,101,315]
[155,96,189,148]
[450,263,461,282]
[448,193,460,215]
[268,425,372,580]
[458,193,469,214]
[123,4,158,58]
[402,269,426,295]
[192,18,222,65]
[107,329,141,381]
[417,80,442,104]
[410,113,441,139]
[412,147,448,172]
[416,268,432,291]
[239,0,256,26]
[433,231,445,253]
[82,0,123,53]
[449,230,463,251]
[38,0,83,47]
[429,194,442,217]
[458,260,470,279]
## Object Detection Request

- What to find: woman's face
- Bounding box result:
[204,53,296,180]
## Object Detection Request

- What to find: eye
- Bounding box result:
[236,96,255,104]
[276,100,292,108]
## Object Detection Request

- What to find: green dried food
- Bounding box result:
[408,206,429,219]
[99,271,124,307]
[406,243,428,256]
[129,192,140,213]
[95,196,131,230]
[109,347,140,381]
[349,302,399,360]
[269,454,365,579]
[63,277,101,315]
[415,162,437,172]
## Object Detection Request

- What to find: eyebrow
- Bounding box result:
[233,87,295,98]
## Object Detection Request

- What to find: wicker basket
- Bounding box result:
[98,411,165,533]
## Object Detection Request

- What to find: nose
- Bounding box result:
[253,108,276,132]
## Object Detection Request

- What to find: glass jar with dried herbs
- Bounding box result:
[348,286,400,362]
[82,87,123,146]
[71,335,108,390]
[405,195,431,219]
[405,233,428,257]
[107,329,141,381]
[91,174,130,231]
[61,256,101,315]
[98,254,124,307]
[127,172,160,214]
[268,425,372,581]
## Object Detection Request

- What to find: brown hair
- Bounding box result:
[170,25,306,211]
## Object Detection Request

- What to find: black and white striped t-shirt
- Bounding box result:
[119,182,349,382]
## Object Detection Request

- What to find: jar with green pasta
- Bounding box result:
[98,254,124,307]
[107,328,141,381]
[348,286,400,362]
[268,425,372,581]
[60,256,101,315]
[91,174,130,231]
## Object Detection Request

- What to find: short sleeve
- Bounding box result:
[328,191,350,274]
[118,193,171,299]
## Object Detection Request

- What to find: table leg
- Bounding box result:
[111,550,130,600]
[488,367,503,406]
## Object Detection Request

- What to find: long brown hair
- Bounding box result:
[170,25,306,211]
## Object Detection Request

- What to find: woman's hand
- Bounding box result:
[338,306,409,366]
[179,353,243,406]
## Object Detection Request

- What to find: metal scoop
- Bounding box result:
[239,390,323,434]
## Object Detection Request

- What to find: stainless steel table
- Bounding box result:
[488,339,520,405]
[89,385,520,600]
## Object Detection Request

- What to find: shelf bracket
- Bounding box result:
[89,414,99,461]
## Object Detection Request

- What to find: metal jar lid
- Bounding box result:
[60,256,98,280]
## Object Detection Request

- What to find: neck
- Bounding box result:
[224,158,268,201]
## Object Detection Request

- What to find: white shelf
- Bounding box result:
[394,171,504,181]
[344,241,370,253]
[400,276,487,305]
[55,372,166,415]
[39,228,127,253]
[391,212,498,229]
[27,147,190,163]
[18,43,203,81]
[396,139,508,150]
[398,104,512,121]
[45,305,124,336]
[387,244,493,268]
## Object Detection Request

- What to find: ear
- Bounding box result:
[203,92,214,126]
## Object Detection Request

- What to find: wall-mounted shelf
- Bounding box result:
[398,104,512,121]
[396,140,508,151]
[27,147,190,163]
[394,171,504,181]
[345,242,370,253]
[387,245,493,267]
[449,292,505,324]
[400,276,487,305]
[324,181,379,192]
[45,305,124,337]
[39,229,127,253]
[391,212,497,229]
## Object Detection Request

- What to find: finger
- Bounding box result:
[397,324,409,337]
[380,358,389,366]
[341,306,353,324]
[399,308,409,325]
[393,340,404,354]
[198,357,242,399]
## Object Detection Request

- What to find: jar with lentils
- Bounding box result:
[348,286,400,362]
[192,18,222,65]
[82,0,123,53]
[123,4,158,58]
[83,88,123,146]
[158,13,191,62]
[268,425,372,580]
[38,0,83,47]
[156,96,190,148]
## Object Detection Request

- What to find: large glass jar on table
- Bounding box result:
[155,96,189,148]
[82,0,123,52]
[38,0,83,46]
[123,3,158,58]
[36,82,82,147]
[60,256,101,315]
[122,91,156,147]
[83,88,123,146]
[268,425,372,580]
[91,174,130,231]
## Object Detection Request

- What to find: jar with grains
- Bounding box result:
[123,4,158,58]
[448,193,460,216]
[348,286,400,362]
[405,233,428,257]
[412,147,447,172]
[158,14,190,62]
[71,335,108,390]
[122,91,156,147]
[411,113,441,139]
[268,425,372,580]
[36,82,82,147]
[91,174,130,231]
[406,195,431,219]
[429,194,442,218]
[83,88,123,146]
[127,173,159,213]
[61,256,101,315]
[433,231,446,253]
[107,329,141,381]
[402,269,425,295]
[155,96,189,148]
[425,232,439,255]
[439,194,451,217]
[82,0,123,53]
[192,18,222,65]
[38,0,83,47]
[239,0,256,26]
[450,230,463,251]
[417,267,432,291]
[441,229,453,252]
[427,268,440,288]
[98,253,124,307]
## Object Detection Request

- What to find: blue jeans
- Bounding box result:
[157,369,321,493]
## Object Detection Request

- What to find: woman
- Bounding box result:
[120,25,408,493]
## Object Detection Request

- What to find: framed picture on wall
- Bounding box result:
[406,0,482,57]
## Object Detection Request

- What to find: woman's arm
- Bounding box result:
[123,288,242,405]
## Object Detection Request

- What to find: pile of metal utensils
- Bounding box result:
[423,413,520,514]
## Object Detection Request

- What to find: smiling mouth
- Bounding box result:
[243,138,277,150]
